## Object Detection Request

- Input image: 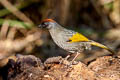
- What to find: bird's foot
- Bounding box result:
[44,56,79,68]
[70,61,78,65]
[59,55,70,64]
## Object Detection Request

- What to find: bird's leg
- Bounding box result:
[65,54,70,60]
[59,54,70,64]
[71,52,80,63]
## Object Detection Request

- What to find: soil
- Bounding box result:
[0,54,120,80]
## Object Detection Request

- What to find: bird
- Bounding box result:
[38,19,115,62]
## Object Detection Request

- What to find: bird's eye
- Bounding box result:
[41,22,45,26]
[41,22,49,28]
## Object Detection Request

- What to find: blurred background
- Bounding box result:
[0,0,120,64]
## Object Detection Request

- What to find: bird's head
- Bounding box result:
[38,19,56,29]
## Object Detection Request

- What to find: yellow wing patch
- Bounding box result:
[68,32,89,42]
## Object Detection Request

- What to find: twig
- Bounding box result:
[0,31,41,60]
[90,0,112,28]
[7,27,16,40]
[0,20,9,40]
[110,0,120,25]
[0,0,37,17]
[0,0,34,24]
[0,19,33,29]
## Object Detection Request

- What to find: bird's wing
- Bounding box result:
[67,32,89,42]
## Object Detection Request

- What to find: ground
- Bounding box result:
[0,54,120,80]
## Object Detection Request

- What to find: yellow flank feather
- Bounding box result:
[68,32,89,42]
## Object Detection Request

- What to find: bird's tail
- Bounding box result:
[90,41,115,55]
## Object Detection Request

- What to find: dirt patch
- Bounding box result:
[1,55,120,80]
